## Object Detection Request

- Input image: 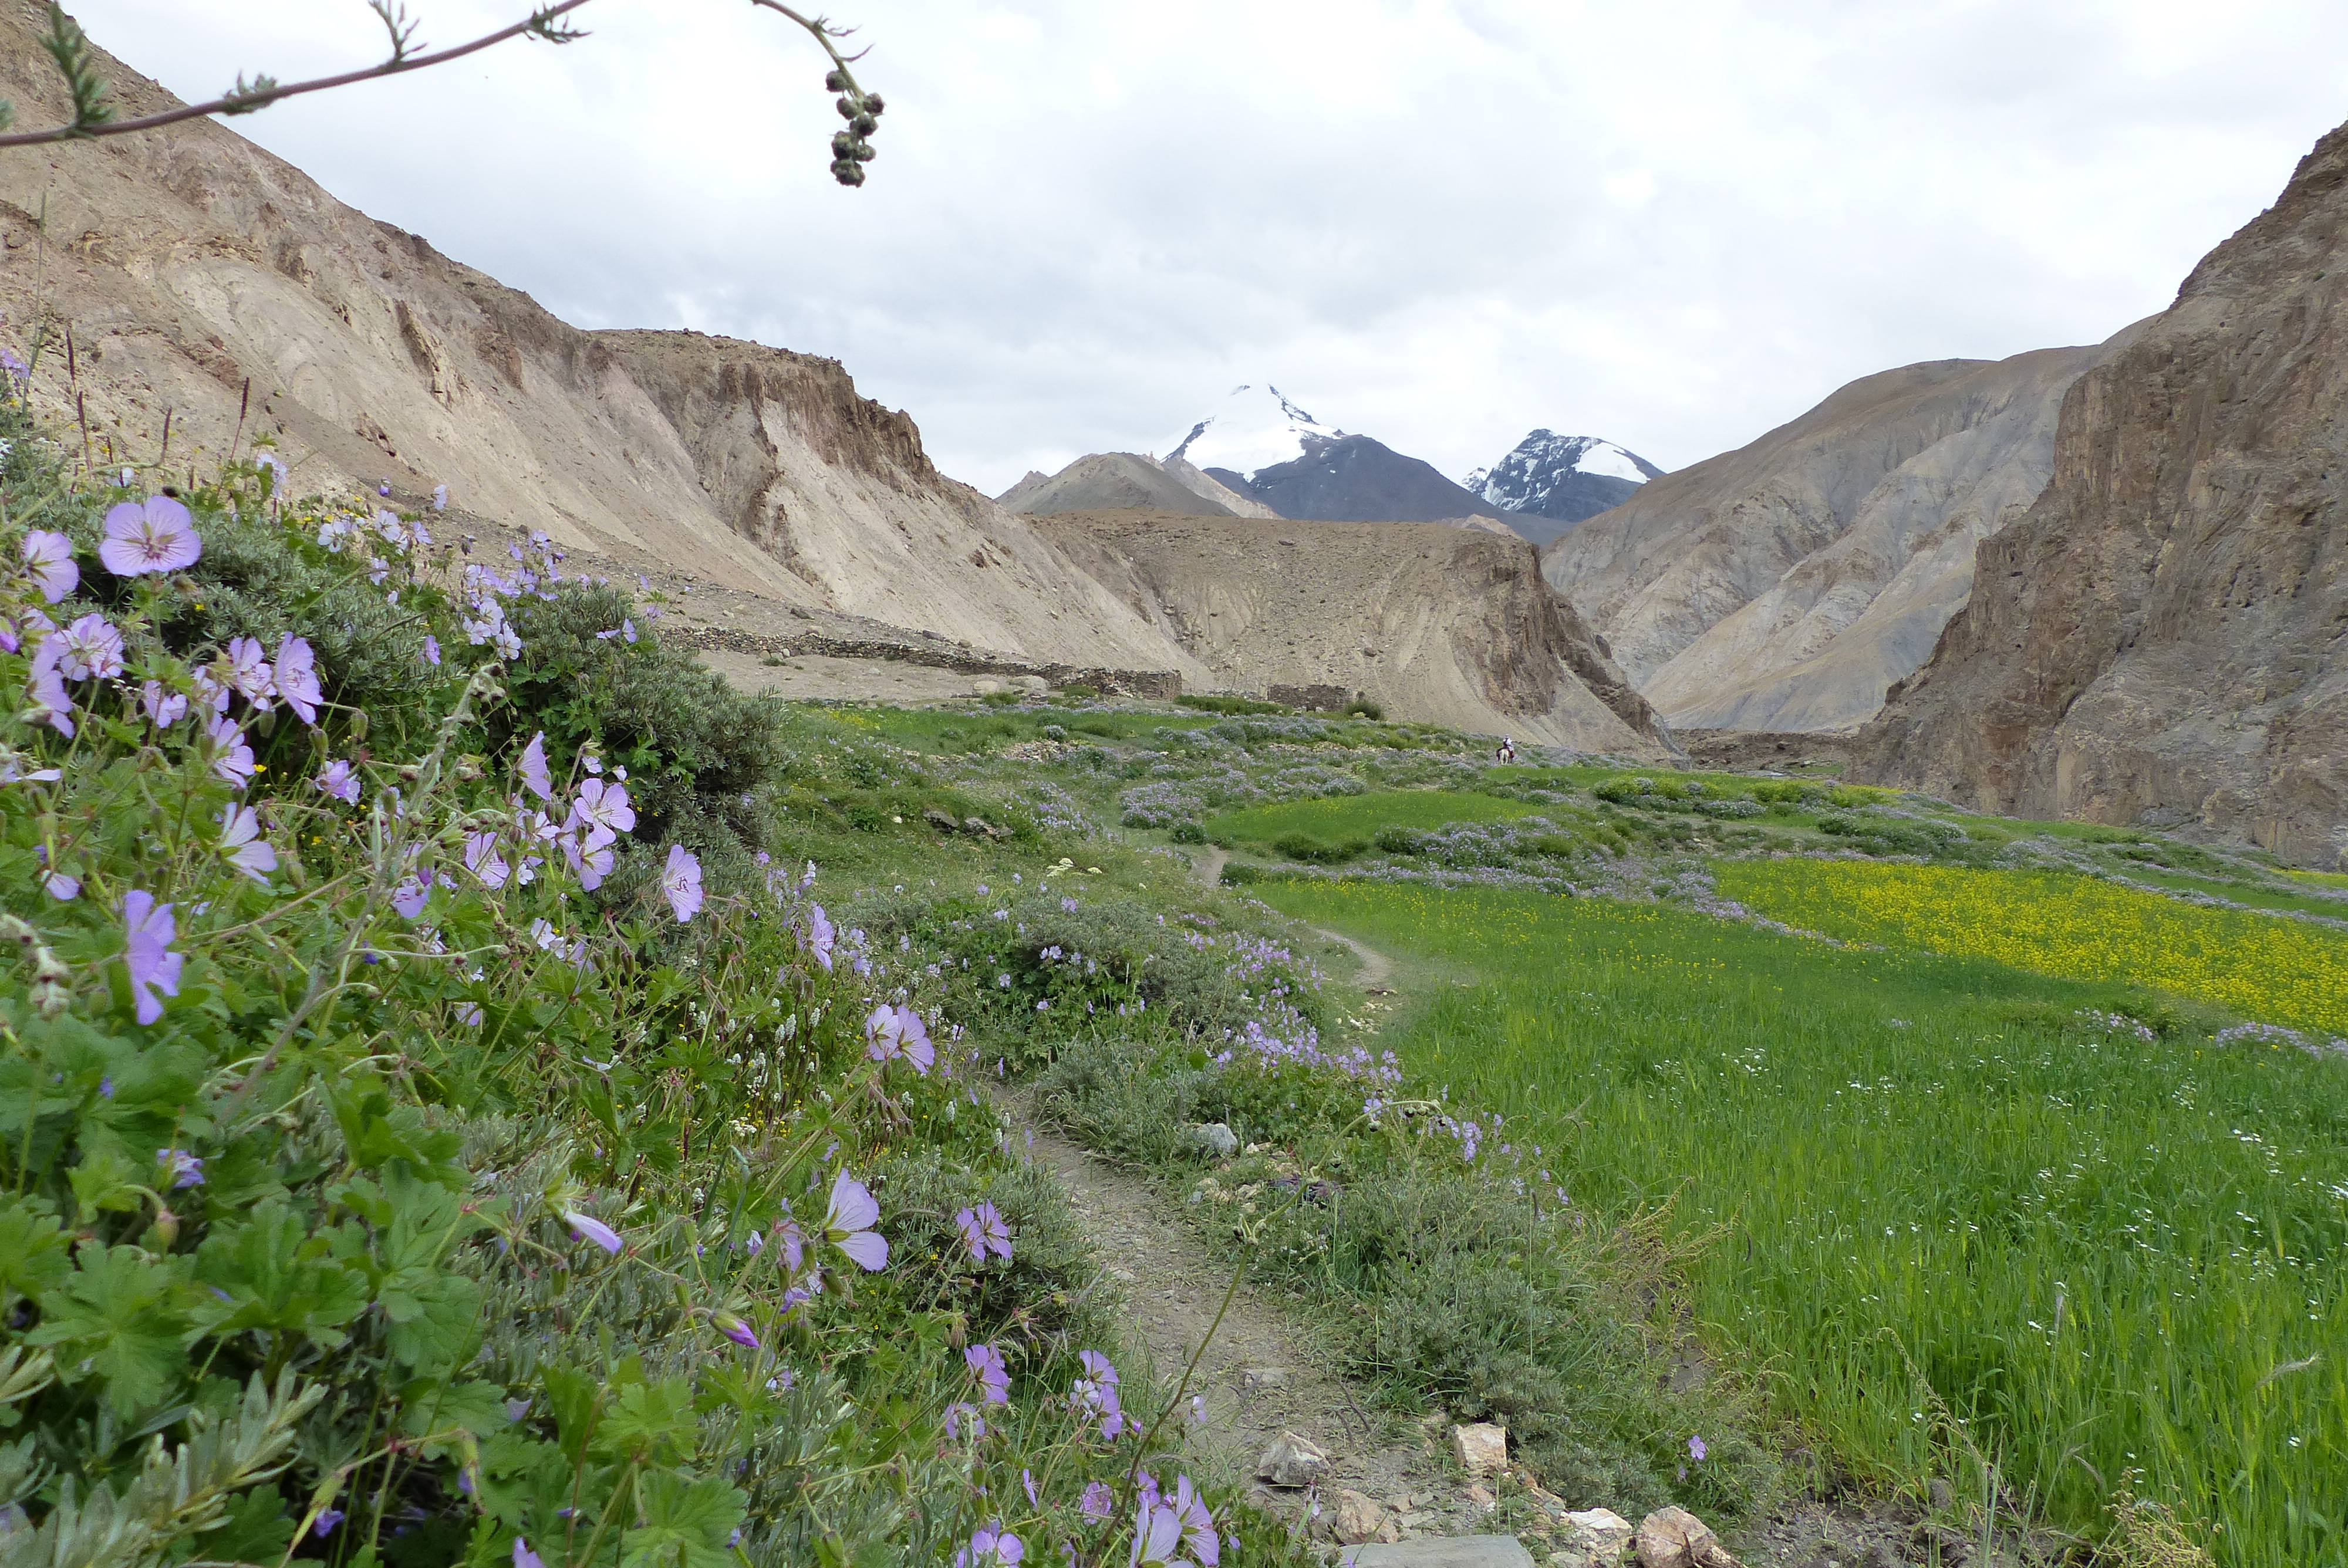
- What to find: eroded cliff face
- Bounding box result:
[0,5,1191,671]
[1855,121,2348,869]
[1030,510,1674,755]
[1543,346,2111,732]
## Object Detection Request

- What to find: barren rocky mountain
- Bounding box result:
[997,451,1236,516]
[1031,509,1673,754]
[1542,344,2115,733]
[0,4,1189,671]
[1855,117,2348,869]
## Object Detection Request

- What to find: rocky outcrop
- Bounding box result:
[1855,119,2348,869]
[1213,432,1506,523]
[0,5,1191,673]
[1543,346,2114,731]
[1030,509,1675,754]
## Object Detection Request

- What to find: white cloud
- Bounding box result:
[66,0,2348,494]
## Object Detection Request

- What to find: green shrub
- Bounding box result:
[1343,697,1384,720]
[1169,820,1208,844]
[1221,862,1262,885]
[1272,830,1366,864]
[1175,693,1287,716]
[1372,826,1428,856]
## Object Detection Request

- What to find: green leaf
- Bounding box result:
[0,1198,70,1316]
[596,1378,697,1464]
[620,1471,745,1568]
[26,1242,190,1415]
[188,1200,369,1346]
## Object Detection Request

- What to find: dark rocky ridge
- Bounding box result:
[1854,118,2348,868]
[1207,434,1506,523]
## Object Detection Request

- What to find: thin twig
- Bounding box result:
[0,1,595,148]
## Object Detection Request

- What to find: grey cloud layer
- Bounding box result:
[75,0,2348,494]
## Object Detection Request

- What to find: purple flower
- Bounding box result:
[392,869,433,919]
[157,1147,204,1189]
[1129,1498,1182,1567]
[966,1342,1010,1405]
[45,871,78,901]
[421,634,441,667]
[865,1003,935,1074]
[1072,1350,1124,1439]
[25,638,75,737]
[1170,1476,1218,1566]
[312,1508,345,1537]
[207,716,254,788]
[564,1209,623,1255]
[99,495,202,576]
[805,904,835,971]
[122,890,183,1025]
[770,1214,807,1273]
[823,1167,888,1271]
[224,637,274,707]
[218,804,277,885]
[431,484,448,511]
[315,759,360,804]
[1081,1482,1114,1522]
[141,680,187,727]
[561,833,614,891]
[944,1402,986,1441]
[0,605,53,655]
[1689,1434,1708,1462]
[662,844,703,922]
[513,1540,547,1568]
[54,614,123,681]
[274,635,321,724]
[21,530,77,603]
[569,778,634,846]
[714,1310,760,1350]
[964,1526,1023,1568]
[518,731,552,801]
[955,1201,1012,1264]
[464,832,511,890]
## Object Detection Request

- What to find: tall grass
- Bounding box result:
[1206,789,1543,843]
[1255,883,2348,1567]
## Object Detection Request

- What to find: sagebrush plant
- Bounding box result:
[0,400,1280,1567]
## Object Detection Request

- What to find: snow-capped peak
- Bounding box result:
[1465,430,1662,514]
[1168,384,1345,481]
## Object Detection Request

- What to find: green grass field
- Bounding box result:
[1254,881,2348,1567]
[1206,788,1544,843]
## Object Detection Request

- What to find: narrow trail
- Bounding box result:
[1186,846,1392,993]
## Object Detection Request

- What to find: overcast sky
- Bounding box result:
[70,1,2348,494]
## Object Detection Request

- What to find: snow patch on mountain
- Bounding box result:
[1168,384,1343,480]
[1465,431,1663,510]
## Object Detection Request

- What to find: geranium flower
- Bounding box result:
[512,1539,547,1568]
[1169,1476,1219,1566]
[805,904,835,971]
[822,1168,888,1270]
[464,832,511,890]
[99,495,201,576]
[770,1213,806,1272]
[961,1526,1022,1568]
[191,668,231,714]
[157,1148,204,1188]
[121,890,183,1025]
[561,832,613,891]
[564,1209,623,1254]
[55,614,123,681]
[1072,1350,1124,1439]
[0,605,54,654]
[207,716,254,788]
[218,804,277,885]
[141,680,188,726]
[1129,1498,1182,1568]
[25,639,74,737]
[314,759,360,803]
[21,530,77,603]
[662,844,703,921]
[568,778,633,846]
[1080,1483,1114,1522]
[865,1003,935,1073]
[392,869,433,919]
[274,635,321,724]
[224,637,274,707]
[45,872,78,901]
[421,634,441,667]
[713,1311,760,1350]
[954,1199,1012,1263]
[518,732,552,800]
[966,1342,1010,1405]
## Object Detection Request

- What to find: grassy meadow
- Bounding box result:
[1253,881,2348,1567]
[1206,788,1546,843]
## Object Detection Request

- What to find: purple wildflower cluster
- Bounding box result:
[2215,1020,2348,1059]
